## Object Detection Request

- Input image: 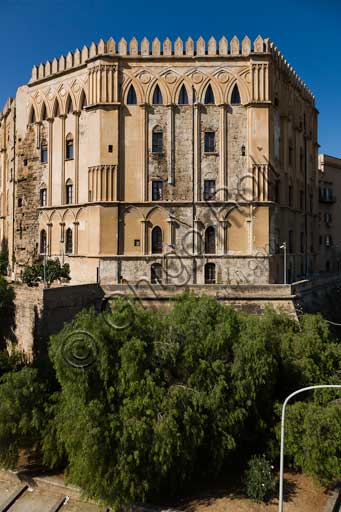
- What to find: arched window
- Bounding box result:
[231,84,241,105]
[205,226,216,254]
[204,84,215,105]
[53,99,60,117]
[40,187,47,207]
[151,263,163,284]
[178,85,189,105]
[28,106,36,124]
[40,229,47,255]
[65,228,73,254]
[65,179,73,205]
[152,126,163,153]
[152,226,162,254]
[41,103,47,121]
[41,141,48,164]
[80,91,87,110]
[152,85,163,105]
[66,96,73,114]
[205,262,216,284]
[65,134,74,160]
[127,85,137,105]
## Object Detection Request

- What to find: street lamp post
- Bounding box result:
[278,384,341,512]
[280,242,287,284]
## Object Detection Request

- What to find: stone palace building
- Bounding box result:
[0,35,319,286]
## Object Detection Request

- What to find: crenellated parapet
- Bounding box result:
[269,43,314,104]
[30,35,269,83]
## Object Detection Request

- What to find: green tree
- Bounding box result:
[22,258,70,286]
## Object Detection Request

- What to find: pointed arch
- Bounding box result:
[40,102,48,121]
[28,104,37,124]
[152,226,163,254]
[205,226,216,254]
[231,83,241,105]
[79,89,88,110]
[65,94,74,114]
[204,84,215,105]
[146,76,171,105]
[52,97,61,117]
[127,84,137,105]
[178,84,189,105]
[65,227,73,254]
[152,84,163,105]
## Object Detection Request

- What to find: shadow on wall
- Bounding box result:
[31,284,105,370]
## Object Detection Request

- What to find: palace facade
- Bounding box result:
[0,35,319,286]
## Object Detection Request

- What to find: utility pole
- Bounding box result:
[278,384,341,512]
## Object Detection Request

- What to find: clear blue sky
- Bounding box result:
[1,0,340,156]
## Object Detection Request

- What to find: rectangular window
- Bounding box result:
[134,239,140,247]
[289,145,293,166]
[204,131,215,153]
[40,188,47,207]
[41,145,48,164]
[66,185,73,205]
[299,190,304,210]
[204,180,216,201]
[152,131,163,153]
[66,140,74,160]
[108,145,113,153]
[288,185,292,207]
[152,180,163,201]
[300,232,304,253]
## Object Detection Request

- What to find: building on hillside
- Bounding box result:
[318,154,341,273]
[0,35,319,286]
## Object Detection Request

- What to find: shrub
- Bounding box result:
[245,454,275,502]
[22,258,70,286]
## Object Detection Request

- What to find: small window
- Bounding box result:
[152,85,163,105]
[65,228,73,254]
[204,131,215,153]
[324,212,332,224]
[288,185,292,207]
[152,180,163,201]
[300,190,304,210]
[127,85,137,105]
[205,226,216,254]
[178,85,189,105]
[289,145,293,166]
[231,84,241,105]
[40,229,47,255]
[300,232,304,253]
[204,263,216,284]
[108,145,113,153]
[24,159,28,166]
[204,84,215,105]
[151,263,162,284]
[66,180,73,205]
[134,239,140,247]
[17,198,23,208]
[41,143,48,164]
[152,226,162,254]
[241,144,246,156]
[40,188,47,207]
[66,96,73,114]
[152,128,163,153]
[204,180,216,201]
[66,135,74,160]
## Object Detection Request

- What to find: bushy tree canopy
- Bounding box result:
[0,293,339,509]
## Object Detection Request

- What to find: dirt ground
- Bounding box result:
[176,473,328,512]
